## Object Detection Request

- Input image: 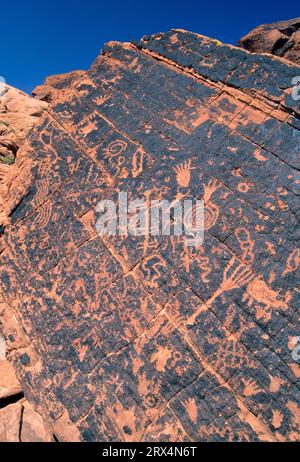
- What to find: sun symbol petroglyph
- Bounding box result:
[186,257,255,327]
[237,182,250,193]
[203,178,221,230]
[212,338,248,374]
[173,160,192,188]
[94,94,110,106]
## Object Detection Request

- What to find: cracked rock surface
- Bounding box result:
[0,360,52,441]
[0,29,299,442]
[238,17,300,65]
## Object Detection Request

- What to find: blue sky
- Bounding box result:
[1,0,299,94]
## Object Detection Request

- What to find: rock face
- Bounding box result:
[0,84,47,164]
[0,30,299,442]
[0,359,22,399]
[0,360,52,441]
[0,399,53,442]
[238,17,300,64]
[0,84,47,226]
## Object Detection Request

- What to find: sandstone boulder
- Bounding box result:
[238,17,300,64]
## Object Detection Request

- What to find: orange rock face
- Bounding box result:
[0,400,53,442]
[239,17,300,64]
[0,84,47,226]
[0,29,299,442]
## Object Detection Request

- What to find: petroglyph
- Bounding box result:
[0,29,299,442]
[187,257,255,326]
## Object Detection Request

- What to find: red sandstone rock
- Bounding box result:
[0,399,53,442]
[0,28,299,442]
[0,402,22,442]
[238,17,300,64]
[0,84,47,226]
[0,359,22,399]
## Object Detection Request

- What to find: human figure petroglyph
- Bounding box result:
[186,257,255,327]
[282,249,300,277]
[150,345,173,372]
[181,245,211,279]
[235,227,254,264]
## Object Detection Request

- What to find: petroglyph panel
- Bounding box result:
[0,30,299,441]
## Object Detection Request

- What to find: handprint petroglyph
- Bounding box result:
[186,257,255,327]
